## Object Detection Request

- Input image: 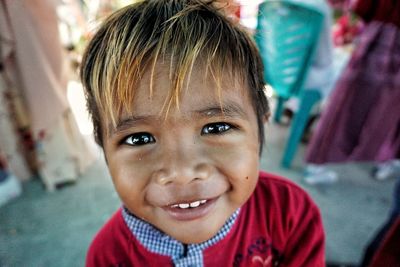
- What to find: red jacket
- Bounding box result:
[86,172,325,267]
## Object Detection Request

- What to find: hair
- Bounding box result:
[80,0,269,152]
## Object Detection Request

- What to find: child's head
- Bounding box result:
[81,0,269,244]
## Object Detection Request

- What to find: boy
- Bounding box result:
[81,0,325,266]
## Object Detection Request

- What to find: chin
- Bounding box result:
[167,225,221,244]
[175,233,215,245]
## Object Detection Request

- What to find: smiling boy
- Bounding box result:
[81,1,325,266]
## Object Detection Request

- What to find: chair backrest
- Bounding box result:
[255,1,323,98]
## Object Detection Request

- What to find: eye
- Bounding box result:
[201,122,232,135]
[123,132,155,146]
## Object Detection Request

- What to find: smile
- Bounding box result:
[170,199,208,209]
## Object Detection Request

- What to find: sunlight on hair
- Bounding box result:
[80,0,269,148]
[264,84,274,98]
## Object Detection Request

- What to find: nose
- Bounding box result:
[152,141,211,186]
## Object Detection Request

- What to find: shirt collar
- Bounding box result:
[122,206,240,266]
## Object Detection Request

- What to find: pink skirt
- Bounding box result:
[306,21,400,164]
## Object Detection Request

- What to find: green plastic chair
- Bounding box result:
[255,0,324,168]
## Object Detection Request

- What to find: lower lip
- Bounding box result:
[162,198,218,221]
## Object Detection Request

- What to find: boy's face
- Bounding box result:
[103,65,261,244]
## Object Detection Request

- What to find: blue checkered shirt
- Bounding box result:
[122,207,240,267]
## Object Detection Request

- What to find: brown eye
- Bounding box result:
[124,132,155,146]
[201,123,232,135]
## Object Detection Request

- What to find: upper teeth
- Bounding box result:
[171,199,208,209]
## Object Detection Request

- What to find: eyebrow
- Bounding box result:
[109,115,156,135]
[195,102,247,118]
[109,101,247,135]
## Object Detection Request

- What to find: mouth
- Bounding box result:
[169,199,208,209]
[163,197,218,221]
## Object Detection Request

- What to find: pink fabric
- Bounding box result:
[3,0,68,136]
[0,0,95,187]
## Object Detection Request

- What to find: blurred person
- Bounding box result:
[359,177,400,267]
[0,0,95,190]
[304,0,400,183]
[273,0,338,143]
[0,151,21,207]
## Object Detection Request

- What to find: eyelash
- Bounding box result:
[201,122,234,135]
[122,122,235,146]
[123,132,155,146]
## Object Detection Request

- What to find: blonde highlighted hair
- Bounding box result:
[80,0,269,151]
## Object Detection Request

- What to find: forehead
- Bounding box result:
[109,63,253,125]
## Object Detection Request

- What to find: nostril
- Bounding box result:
[192,176,205,182]
[158,177,173,185]
[153,169,175,185]
[153,163,211,185]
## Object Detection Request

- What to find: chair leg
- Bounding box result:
[282,90,321,168]
[274,97,286,123]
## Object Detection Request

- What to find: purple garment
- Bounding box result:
[353,0,400,28]
[306,21,400,164]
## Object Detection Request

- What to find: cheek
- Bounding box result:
[210,138,260,187]
[213,133,259,167]
[220,149,259,206]
[107,153,152,206]
[229,150,259,190]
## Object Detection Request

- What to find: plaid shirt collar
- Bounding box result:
[122,206,240,267]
